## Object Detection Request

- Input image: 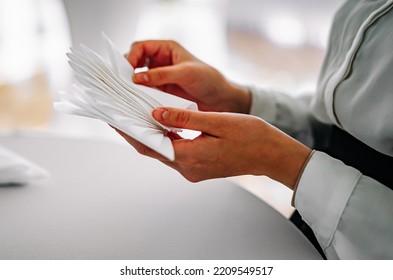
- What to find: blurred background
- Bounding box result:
[0,0,345,217]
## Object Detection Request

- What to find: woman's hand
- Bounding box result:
[115,107,312,190]
[127,40,251,114]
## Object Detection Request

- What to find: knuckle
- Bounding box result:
[178,159,203,183]
[135,144,149,156]
[183,172,201,183]
[181,158,194,169]
[181,62,195,74]
[130,41,142,49]
[187,177,199,183]
[155,69,166,81]
[168,39,179,48]
[175,110,190,127]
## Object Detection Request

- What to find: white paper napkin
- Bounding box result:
[0,145,49,185]
[54,33,197,161]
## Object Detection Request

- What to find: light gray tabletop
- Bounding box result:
[0,135,321,259]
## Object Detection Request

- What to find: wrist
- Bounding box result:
[291,150,315,206]
[224,82,251,114]
[250,123,312,190]
[275,140,312,190]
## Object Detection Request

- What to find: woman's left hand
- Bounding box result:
[115,107,312,190]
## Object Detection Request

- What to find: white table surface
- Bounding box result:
[0,135,322,259]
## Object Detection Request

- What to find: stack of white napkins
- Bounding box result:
[0,145,49,185]
[54,33,197,161]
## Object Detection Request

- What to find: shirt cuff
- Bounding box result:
[293,151,362,249]
[291,150,315,207]
[248,86,277,123]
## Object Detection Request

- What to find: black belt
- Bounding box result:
[315,125,393,190]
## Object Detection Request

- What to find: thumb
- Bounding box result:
[153,107,222,136]
[133,64,189,86]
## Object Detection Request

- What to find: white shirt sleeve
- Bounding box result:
[249,87,316,146]
[294,151,393,259]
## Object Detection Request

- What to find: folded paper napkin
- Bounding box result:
[54,33,197,161]
[0,145,49,185]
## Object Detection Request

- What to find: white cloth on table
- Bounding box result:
[0,145,49,185]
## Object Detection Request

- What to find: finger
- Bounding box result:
[114,128,170,162]
[126,42,145,68]
[152,107,225,136]
[133,63,191,86]
[165,131,183,141]
[127,40,174,69]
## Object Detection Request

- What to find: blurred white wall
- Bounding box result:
[0,0,70,86]
[0,0,70,131]
[62,0,148,53]
[133,0,228,70]
[228,0,344,49]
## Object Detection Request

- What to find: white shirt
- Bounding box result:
[249,0,393,259]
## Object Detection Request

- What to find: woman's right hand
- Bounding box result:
[115,106,311,189]
[127,40,251,113]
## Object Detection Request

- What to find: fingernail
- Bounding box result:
[153,108,168,122]
[134,73,149,83]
